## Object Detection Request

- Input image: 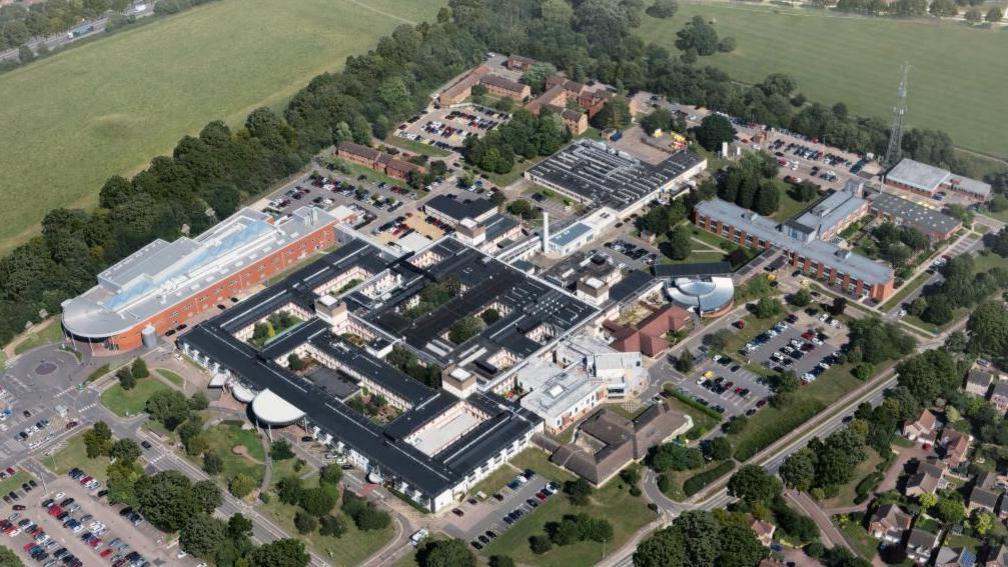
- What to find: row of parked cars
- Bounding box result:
[61,467,150,567]
[471,472,560,551]
[604,240,658,265]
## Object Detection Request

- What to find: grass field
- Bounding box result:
[49,432,110,482]
[155,368,184,388]
[100,377,171,417]
[637,3,1008,160]
[0,0,444,252]
[13,321,64,355]
[481,479,655,567]
[192,424,266,484]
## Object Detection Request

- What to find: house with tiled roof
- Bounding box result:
[601,304,691,358]
[990,380,1008,415]
[903,408,938,444]
[936,546,977,567]
[940,427,973,469]
[868,503,913,544]
[749,518,776,547]
[967,484,1000,515]
[906,528,940,564]
[906,460,945,498]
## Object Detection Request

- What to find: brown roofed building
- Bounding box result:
[903,408,938,444]
[477,74,531,101]
[967,485,1000,515]
[337,142,425,182]
[905,460,945,498]
[550,400,692,485]
[544,103,589,135]
[868,504,913,544]
[602,304,691,358]
[749,518,776,547]
[526,71,611,133]
[437,66,490,106]
[505,54,537,72]
[940,427,973,469]
[989,380,1008,415]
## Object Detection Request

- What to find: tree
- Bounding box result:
[489,555,515,567]
[480,308,501,324]
[965,7,983,22]
[134,470,200,532]
[277,476,304,506]
[248,539,310,567]
[896,349,960,407]
[830,297,847,316]
[319,464,342,487]
[520,62,557,94]
[986,6,1003,21]
[634,525,685,567]
[649,443,704,471]
[116,366,136,391]
[933,497,965,524]
[727,465,782,504]
[918,492,938,510]
[270,439,295,461]
[723,415,748,434]
[507,199,535,220]
[753,297,782,319]
[792,181,819,202]
[192,480,222,513]
[144,389,190,430]
[179,513,227,558]
[647,0,678,18]
[694,114,735,151]
[590,97,632,130]
[294,511,317,534]
[83,421,113,458]
[449,316,486,344]
[640,108,674,135]
[773,371,801,394]
[717,36,736,53]
[974,510,994,535]
[417,538,476,567]
[529,534,553,554]
[707,437,732,461]
[780,448,816,491]
[131,357,149,379]
[673,511,721,565]
[287,353,307,371]
[188,392,209,410]
[675,15,719,56]
[674,349,694,372]
[0,546,24,567]
[718,523,769,566]
[202,451,223,475]
[564,478,594,505]
[300,486,336,517]
[789,288,811,307]
[319,514,346,537]
[229,473,256,499]
[109,439,141,464]
[929,0,958,16]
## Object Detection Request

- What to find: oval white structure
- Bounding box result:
[251,388,305,426]
[666,276,734,317]
[231,383,256,403]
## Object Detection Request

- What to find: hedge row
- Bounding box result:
[683,461,735,497]
[669,390,722,420]
[732,400,826,461]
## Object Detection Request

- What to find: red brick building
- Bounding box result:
[602,304,691,358]
[337,142,425,181]
[61,207,343,354]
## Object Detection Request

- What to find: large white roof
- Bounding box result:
[251,388,306,425]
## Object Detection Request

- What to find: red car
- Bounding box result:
[89,537,102,548]
[80,476,93,485]
[22,542,34,551]
[100,549,113,558]
[4,467,13,476]
[47,506,61,517]
[535,492,547,501]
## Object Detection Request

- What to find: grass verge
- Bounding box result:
[99,377,171,417]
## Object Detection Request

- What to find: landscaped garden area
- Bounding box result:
[100,376,172,417]
[189,422,266,485]
[49,432,110,482]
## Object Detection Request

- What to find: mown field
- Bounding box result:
[637,2,1008,160]
[0,0,443,252]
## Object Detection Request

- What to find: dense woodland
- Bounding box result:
[0,0,997,349]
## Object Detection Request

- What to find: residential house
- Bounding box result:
[905,529,940,565]
[996,494,1008,521]
[989,380,1008,415]
[749,518,776,547]
[965,369,994,397]
[967,484,1000,515]
[935,546,977,567]
[903,408,938,445]
[905,461,945,498]
[940,427,973,469]
[868,504,913,544]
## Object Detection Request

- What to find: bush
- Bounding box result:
[683,461,735,497]
[529,534,552,554]
[319,514,346,537]
[294,511,317,534]
[733,400,825,460]
[270,439,295,461]
[805,541,825,558]
[228,474,256,498]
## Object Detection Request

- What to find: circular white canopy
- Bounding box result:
[251,388,305,425]
[231,383,256,403]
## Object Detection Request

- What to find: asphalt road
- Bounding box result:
[0,4,155,64]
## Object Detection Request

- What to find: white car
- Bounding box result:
[53,492,65,500]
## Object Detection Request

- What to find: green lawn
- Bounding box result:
[508,448,576,484]
[469,464,520,498]
[481,480,656,567]
[486,156,544,188]
[13,321,64,354]
[0,0,443,252]
[838,521,880,561]
[49,432,110,482]
[637,3,1008,160]
[384,135,452,157]
[155,368,185,388]
[879,270,933,312]
[191,424,266,484]
[772,181,811,221]
[823,451,884,508]
[100,377,172,417]
[0,471,35,496]
[259,476,394,567]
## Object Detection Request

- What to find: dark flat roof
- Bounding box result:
[425,195,496,222]
[653,261,733,279]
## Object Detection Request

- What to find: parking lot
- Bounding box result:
[443,470,558,552]
[396,104,508,152]
[745,313,846,383]
[5,473,191,567]
[676,353,772,419]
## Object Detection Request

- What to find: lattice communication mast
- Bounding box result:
[883,62,910,169]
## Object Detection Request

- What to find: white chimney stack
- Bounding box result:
[541,211,550,253]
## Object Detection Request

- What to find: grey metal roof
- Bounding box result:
[886,158,949,193]
[695,199,893,285]
[793,190,866,237]
[666,276,734,313]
